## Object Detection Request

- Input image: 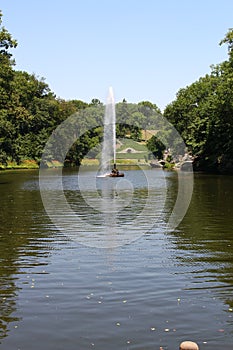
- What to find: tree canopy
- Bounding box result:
[163,28,233,173]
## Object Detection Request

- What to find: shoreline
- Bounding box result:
[1,158,232,175]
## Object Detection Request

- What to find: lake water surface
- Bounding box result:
[0,168,233,350]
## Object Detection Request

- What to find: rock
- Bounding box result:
[179,341,199,350]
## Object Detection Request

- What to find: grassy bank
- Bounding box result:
[0,155,150,170]
[81,158,150,167]
[0,159,39,170]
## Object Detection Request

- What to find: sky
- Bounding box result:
[1,0,233,110]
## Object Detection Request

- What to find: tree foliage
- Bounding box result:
[163,28,233,173]
[147,135,165,159]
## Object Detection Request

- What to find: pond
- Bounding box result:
[0,168,233,350]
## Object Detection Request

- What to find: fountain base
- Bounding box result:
[107,163,124,177]
[107,172,124,178]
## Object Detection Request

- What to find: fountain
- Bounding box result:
[99,87,124,177]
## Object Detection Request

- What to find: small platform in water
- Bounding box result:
[107,172,124,177]
[97,171,124,178]
[97,172,124,178]
[97,163,124,178]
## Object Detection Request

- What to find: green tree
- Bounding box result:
[89,98,102,106]
[147,135,165,159]
[219,28,233,62]
[164,29,233,173]
[0,11,17,163]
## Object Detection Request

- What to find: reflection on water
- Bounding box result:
[0,169,233,349]
[40,168,167,247]
[0,171,59,342]
[172,174,233,300]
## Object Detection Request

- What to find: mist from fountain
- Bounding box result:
[100,87,116,175]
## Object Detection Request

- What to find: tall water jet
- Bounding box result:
[99,87,124,177]
[101,87,116,174]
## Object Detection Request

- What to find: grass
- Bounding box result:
[0,159,39,170]
[115,159,149,166]
[117,138,148,152]
[81,158,99,166]
[116,138,150,162]
[81,158,148,166]
[0,159,65,170]
[116,152,148,159]
[45,160,63,168]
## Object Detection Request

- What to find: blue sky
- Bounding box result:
[1,0,233,110]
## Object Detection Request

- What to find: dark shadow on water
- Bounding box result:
[0,170,60,343]
[167,173,233,308]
